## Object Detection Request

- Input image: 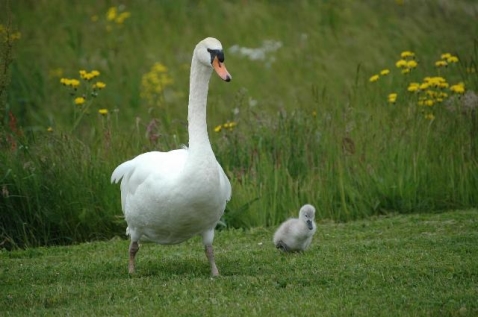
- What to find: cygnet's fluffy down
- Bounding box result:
[273,204,317,252]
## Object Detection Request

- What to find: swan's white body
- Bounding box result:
[111,149,231,244]
[273,204,317,252]
[111,37,232,276]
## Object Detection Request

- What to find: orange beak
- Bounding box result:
[212,57,232,82]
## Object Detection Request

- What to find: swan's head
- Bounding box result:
[195,37,232,82]
[299,204,316,230]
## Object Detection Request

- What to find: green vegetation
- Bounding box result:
[1,0,478,248]
[1,210,477,316]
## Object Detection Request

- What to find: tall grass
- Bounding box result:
[0,132,122,247]
[1,0,477,248]
[218,85,478,227]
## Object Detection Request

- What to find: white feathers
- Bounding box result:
[273,204,317,252]
[111,38,231,245]
[111,37,232,275]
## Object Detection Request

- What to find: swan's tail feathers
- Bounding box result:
[111,161,133,184]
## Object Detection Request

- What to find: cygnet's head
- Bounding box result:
[299,204,316,230]
[194,37,232,82]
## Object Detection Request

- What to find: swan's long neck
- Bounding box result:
[187,56,214,157]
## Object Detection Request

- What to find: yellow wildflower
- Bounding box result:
[93,81,106,90]
[401,51,415,59]
[425,77,446,87]
[395,59,407,68]
[60,78,80,88]
[74,97,86,105]
[214,125,222,133]
[435,60,448,67]
[107,7,117,21]
[369,74,380,82]
[47,127,53,132]
[98,109,108,115]
[380,69,390,76]
[406,60,418,69]
[79,70,100,80]
[450,83,465,94]
[153,63,168,73]
[9,31,22,41]
[424,113,435,120]
[70,79,80,88]
[115,12,131,24]
[424,99,434,107]
[440,53,452,60]
[401,68,410,74]
[438,82,449,89]
[388,93,398,103]
[223,121,237,130]
[447,56,459,63]
[419,82,430,90]
[407,83,420,92]
[80,71,90,80]
[160,74,174,86]
[140,62,174,106]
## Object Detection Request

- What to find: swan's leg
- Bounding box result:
[128,240,139,274]
[205,245,219,277]
[202,229,219,277]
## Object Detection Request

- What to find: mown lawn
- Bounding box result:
[1,209,477,316]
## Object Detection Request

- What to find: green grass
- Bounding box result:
[1,209,477,316]
[1,0,478,247]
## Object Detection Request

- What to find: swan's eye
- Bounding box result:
[207,49,225,64]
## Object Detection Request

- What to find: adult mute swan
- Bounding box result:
[111,37,232,276]
[273,204,317,252]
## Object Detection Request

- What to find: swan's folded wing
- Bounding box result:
[217,161,232,202]
[111,150,188,212]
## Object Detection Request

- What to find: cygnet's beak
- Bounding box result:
[307,219,313,230]
[212,56,232,82]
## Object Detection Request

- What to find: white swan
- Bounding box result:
[111,37,232,276]
[273,204,317,252]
